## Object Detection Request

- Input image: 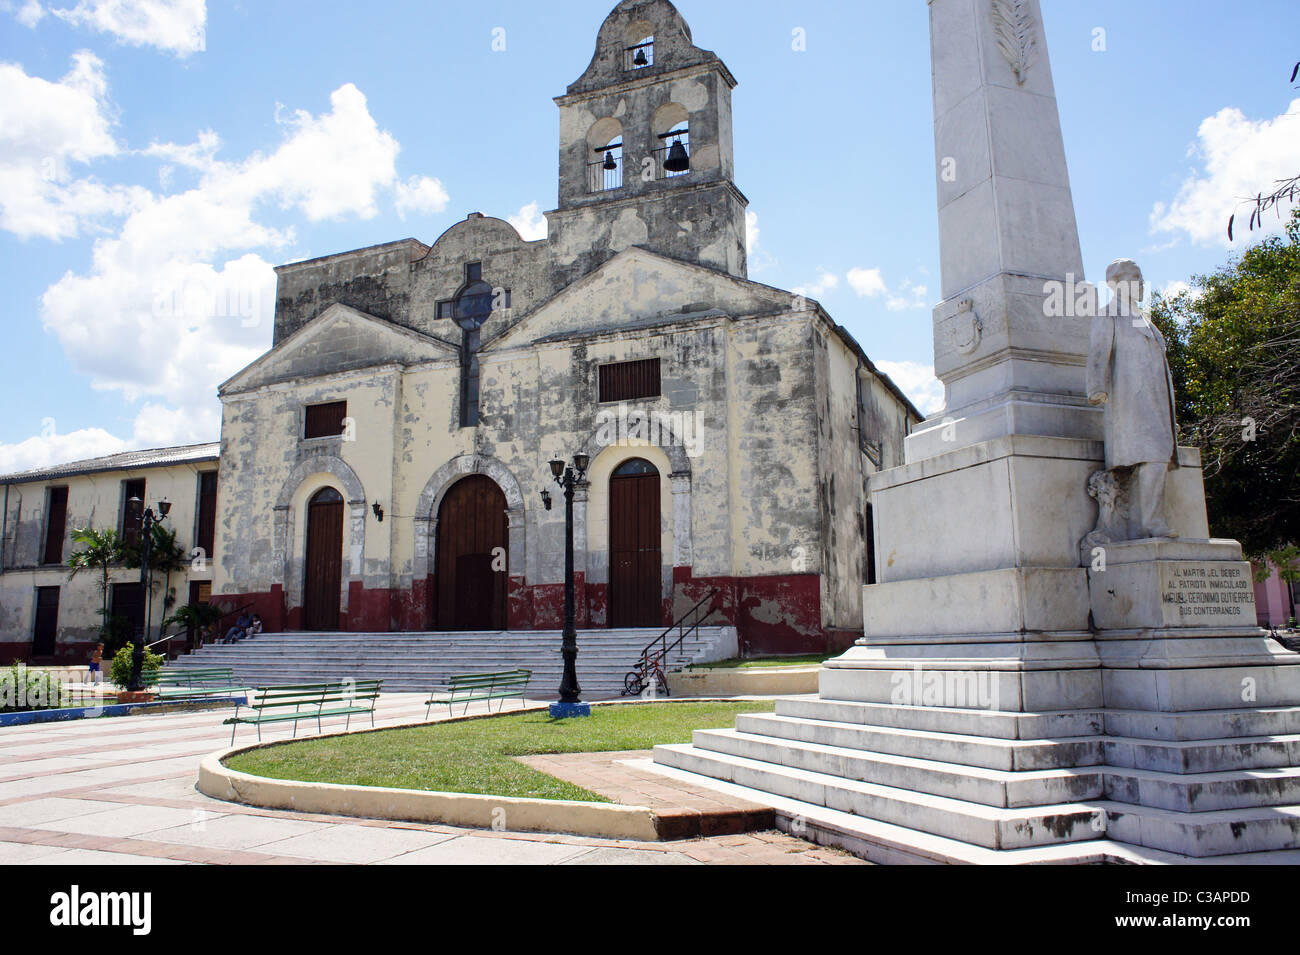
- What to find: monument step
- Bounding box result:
[1105,733,1300,774]
[1103,800,1300,857]
[653,743,1104,850]
[690,728,1104,808]
[639,757,1300,864]
[1106,765,1300,813]
[774,696,1104,740]
[736,712,1104,771]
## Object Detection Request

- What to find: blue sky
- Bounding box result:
[1,0,1297,471]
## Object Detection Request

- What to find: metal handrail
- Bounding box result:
[145,601,255,653]
[635,588,720,673]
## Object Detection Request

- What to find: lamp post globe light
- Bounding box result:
[126,496,171,695]
[543,453,592,718]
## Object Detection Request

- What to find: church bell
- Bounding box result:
[602,150,618,171]
[633,47,648,67]
[663,138,690,173]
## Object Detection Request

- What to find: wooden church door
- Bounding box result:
[608,459,662,627]
[436,476,508,631]
[303,487,344,631]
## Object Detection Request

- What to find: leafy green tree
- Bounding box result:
[66,527,123,634]
[1150,210,1300,553]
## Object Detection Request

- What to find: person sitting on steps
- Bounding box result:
[223,610,254,644]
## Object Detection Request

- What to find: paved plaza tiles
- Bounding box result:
[0,693,862,866]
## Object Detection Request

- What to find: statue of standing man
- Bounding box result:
[1085,259,1180,539]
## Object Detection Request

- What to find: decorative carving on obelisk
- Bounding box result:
[991,0,1039,85]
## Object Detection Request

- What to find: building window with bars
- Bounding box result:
[599,358,662,403]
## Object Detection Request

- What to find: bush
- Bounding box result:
[0,664,67,712]
[109,645,165,689]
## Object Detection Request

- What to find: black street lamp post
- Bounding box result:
[543,452,591,717]
[127,497,171,693]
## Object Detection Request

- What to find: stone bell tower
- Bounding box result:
[546,0,749,288]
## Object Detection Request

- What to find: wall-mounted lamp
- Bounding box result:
[371,501,384,522]
[541,489,552,511]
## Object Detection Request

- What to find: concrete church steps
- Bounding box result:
[652,696,1300,861]
[171,627,735,698]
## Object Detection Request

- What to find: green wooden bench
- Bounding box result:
[224,680,383,745]
[424,669,532,718]
[144,667,252,709]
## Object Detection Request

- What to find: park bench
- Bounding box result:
[424,669,532,719]
[144,667,252,709]
[223,680,383,745]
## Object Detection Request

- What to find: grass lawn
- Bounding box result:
[224,700,774,802]
[687,654,833,669]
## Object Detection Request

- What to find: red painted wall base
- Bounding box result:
[217,567,839,654]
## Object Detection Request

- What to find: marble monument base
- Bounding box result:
[652,538,1300,862]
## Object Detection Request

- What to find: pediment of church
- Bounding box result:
[486,247,798,350]
[220,303,457,395]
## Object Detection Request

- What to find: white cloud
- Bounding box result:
[743,209,777,274]
[1151,98,1300,246]
[507,200,547,240]
[0,400,216,474]
[51,0,207,57]
[0,52,149,240]
[847,266,886,298]
[847,267,928,311]
[875,360,944,416]
[15,1,46,27]
[0,427,127,474]
[886,280,929,312]
[20,78,443,469]
[793,269,839,299]
[394,175,450,220]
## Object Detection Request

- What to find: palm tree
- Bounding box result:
[66,527,123,633]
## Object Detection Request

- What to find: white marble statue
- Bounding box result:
[1085,258,1180,539]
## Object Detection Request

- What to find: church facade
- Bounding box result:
[0,0,920,659]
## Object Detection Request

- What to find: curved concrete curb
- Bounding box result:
[198,698,780,841]
[199,747,662,841]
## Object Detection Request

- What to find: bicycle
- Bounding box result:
[622,649,671,697]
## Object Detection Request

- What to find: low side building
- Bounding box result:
[0,444,219,663]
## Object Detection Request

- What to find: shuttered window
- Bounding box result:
[42,486,68,565]
[121,479,145,548]
[304,401,347,439]
[196,471,218,560]
[598,359,661,403]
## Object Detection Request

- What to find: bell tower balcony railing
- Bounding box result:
[588,148,623,193]
[623,41,654,71]
[652,136,691,180]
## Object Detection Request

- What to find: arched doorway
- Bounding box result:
[436,475,508,630]
[303,487,344,631]
[609,458,662,627]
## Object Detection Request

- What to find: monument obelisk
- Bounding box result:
[825,0,1239,709]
